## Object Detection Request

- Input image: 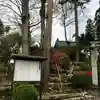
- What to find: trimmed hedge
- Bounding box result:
[12,84,38,100]
[70,71,92,89]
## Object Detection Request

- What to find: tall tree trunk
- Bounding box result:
[74,0,79,62]
[40,0,46,93]
[61,5,67,42]
[40,0,46,50]
[43,0,53,92]
[21,0,29,55]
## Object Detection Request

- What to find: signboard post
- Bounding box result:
[90,41,100,88]
[83,41,100,89]
[91,47,98,86]
[11,54,47,100]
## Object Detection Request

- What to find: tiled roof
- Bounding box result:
[54,38,76,48]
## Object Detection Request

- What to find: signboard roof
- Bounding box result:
[11,54,47,61]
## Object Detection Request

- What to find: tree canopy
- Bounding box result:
[79,19,94,47]
[95,6,100,39]
[0,19,4,35]
[0,20,21,66]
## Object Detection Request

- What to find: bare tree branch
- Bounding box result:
[14,0,22,15]
[30,25,40,33]
[53,11,62,18]
[8,18,20,26]
[13,14,21,27]
[6,13,21,27]
[0,4,21,17]
[0,0,40,32]
[65,20,75,27]
[29,21,41,28]
[29,0,40,10]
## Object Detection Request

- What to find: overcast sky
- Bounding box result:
[51,0,100,45]
[0,0,99,46]
[33,0,100,46]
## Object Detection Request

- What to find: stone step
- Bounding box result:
[48,82,71,86]
[0,73,7,77]
[0,86,11,91]
[0,81,11,85]
[0,86,11,96]
[48,77,69,82]
[50,69,66,73]
[42,92,91,100]
[51,71,66,74]
[48,77,59,82]
[42,96,95,100]
[62,96,95,100]
[48,82,73,93]
[49,73,67,77]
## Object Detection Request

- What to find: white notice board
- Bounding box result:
[14,60,41,81]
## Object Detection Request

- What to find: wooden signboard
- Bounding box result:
[14,60,40,82]
[11,54,47,82]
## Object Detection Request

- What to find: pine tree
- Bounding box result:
[79,19,94,46]
[0,19,4,35]
[95,7,100,40]
[84,19,94,42]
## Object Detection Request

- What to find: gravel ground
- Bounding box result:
[88,90,100,100]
